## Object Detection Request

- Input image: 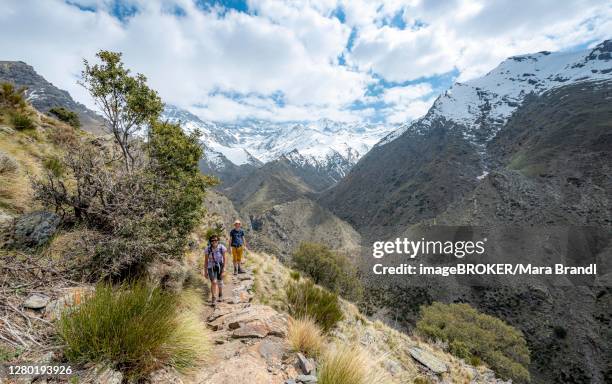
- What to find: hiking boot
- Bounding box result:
[218,293,223,302]
[233,268,238,275]
[211,297,216,307]
[238,267,245,274]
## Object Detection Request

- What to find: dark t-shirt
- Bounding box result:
[229,228,245,247]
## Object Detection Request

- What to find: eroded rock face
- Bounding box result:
[12,211,60,248]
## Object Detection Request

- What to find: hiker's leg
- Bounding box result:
[210,280,218,303]
[236,247,244,272]
[209,267,218,300]
[218,266,224,299]
[232,247,239,274]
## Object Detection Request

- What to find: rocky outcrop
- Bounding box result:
[10,211,60,248]
[409,347,448,374]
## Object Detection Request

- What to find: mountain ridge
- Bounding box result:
[0,61,106,133]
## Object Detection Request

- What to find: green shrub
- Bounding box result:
[285,279,343,333]
[49,107,81,128]
[43,156,63,177]
[0,82,27,110]
[11,112,35,130]
[58,282,209,380]
[416,302,530,383]
[292,242,363,301]
[289,270,301,281]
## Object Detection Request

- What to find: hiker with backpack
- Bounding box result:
[229,219,248,274]
[204,234,227,305]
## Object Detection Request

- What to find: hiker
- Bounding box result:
[204,234,227,305]
[229,219,248,274]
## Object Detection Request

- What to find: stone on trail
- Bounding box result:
[210,304,288,338]
[295,374,318,383]
[296,353,316,375]
[408,347,448,374]
[232,320,269,338]
[23,293,50,309]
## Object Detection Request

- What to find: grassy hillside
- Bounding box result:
[245,250,504,383]
[0,105,80,217]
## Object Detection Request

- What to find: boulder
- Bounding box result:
[23,293,50,309]
[45,286,93,320]
[408,347,448,374]
[232,320,269,338]
[12,211,60,248]
[296,353,316,375]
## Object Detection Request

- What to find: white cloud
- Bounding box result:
[347,0,612,83]
[381,83,433,104]
[0,0,609,125]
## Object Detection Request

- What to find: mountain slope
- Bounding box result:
[319,40,612,384]
[321,40,612,232]
[224,158,319,214]
[0,61,106,133]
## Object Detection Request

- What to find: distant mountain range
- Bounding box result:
[162,105,393,187]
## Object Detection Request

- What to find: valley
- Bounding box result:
[1,38,610,384]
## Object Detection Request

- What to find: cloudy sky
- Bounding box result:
[1,0,610,124]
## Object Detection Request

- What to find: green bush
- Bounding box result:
[0,82,27,110]
[292,242,363,301]
[11,112,35,130]
[416,302,530,383]
[285,279,343,333]
[289,270,301,281]
[49,107,81,128]
[58,282,209,380]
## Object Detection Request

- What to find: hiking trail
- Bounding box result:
[186,267,305,384]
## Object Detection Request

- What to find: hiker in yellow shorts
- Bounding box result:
[229,219,248,274]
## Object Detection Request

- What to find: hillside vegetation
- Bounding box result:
[0,51,216,381]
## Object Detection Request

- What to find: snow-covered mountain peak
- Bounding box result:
[162,107,395,176]
[378,40,612,148]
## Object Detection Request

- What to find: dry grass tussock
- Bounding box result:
[58,283,211,381]
[317,343,391,384]
[287,316,324,357]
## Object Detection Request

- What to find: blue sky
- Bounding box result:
[1,0,610,123]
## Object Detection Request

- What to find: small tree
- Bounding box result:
[80,51,163,172]
[0,82,27,110]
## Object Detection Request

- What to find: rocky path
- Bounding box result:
[187,269,306,384]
